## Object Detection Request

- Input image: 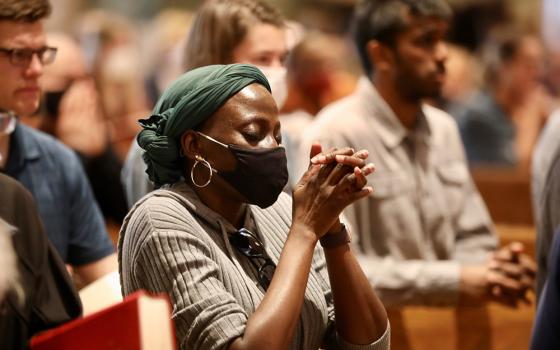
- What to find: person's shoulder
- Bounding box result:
[123,137,144,167]
[422,104,466,152]
[547,148,560,184]
[0,173,27,195]
[304,90,366,145]
[423,104,458,130]
[132,190,196,228]
[316,88,365,125]
[120,187,220,264]
[0,174,34,209]
[0,175,46,258]
[457,91,499,122]
[533,109,560,169]
[318,94,359,119]
[19,124,80,164]
[543,108,560,136]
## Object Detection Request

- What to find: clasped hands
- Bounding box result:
[292,143,374,240]
[461,242,536,308]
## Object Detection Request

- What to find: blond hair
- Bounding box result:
[183,0,284,70]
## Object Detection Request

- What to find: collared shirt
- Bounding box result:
[299,78,497,307]
[2,123,114,265]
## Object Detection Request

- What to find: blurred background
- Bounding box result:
[32,1,559,349]
[48,0,541,35]
[40,0,549,164]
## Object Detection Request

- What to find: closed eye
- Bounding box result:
[242,131,263,144]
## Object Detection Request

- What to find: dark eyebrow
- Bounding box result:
[237,114,272,128]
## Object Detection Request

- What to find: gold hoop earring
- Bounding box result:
[191,155,213,188]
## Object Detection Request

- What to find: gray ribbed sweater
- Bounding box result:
[118,182,389,350]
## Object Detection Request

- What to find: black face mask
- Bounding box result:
[198,132,288,208]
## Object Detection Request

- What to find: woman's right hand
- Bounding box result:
[291,143,375,240]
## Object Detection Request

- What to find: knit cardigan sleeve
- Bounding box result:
[121,189,390,350]
[127,197,248,350]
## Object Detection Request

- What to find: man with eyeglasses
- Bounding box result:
[0,0,117,286]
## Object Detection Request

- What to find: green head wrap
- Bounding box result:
[137,64,271,187]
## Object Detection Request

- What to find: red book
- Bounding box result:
[30,290,176,350]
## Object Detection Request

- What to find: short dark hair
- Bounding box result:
[352,0,452,74]
[0,0,51,22]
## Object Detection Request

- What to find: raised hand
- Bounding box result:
[55,79,108,157]
[292,143,374,239]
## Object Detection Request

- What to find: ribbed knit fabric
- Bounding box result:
[118,182,389,350]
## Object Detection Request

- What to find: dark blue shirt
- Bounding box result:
[455,91,516,166]
[3,123,114,265]
[531,226,560,349]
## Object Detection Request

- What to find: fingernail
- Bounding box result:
[363,164,375,175]
[335,154,345,162]
[311,155,326,163]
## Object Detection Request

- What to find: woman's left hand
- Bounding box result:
[308,143,373,234]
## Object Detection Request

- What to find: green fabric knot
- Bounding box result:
[138,112,169,134]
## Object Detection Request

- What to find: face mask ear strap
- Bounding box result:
[197,132,229,148]
[191,155,214,188]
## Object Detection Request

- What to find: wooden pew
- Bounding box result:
[471,167,534,225]
[389,224,536,350]
[389,166,537,350]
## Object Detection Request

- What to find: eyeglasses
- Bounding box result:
[229,228,276,290]
[0,46,57,67]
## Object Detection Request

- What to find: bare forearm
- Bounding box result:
[74,253,118,286]
[229,225,317,350]
[325,244,387,344]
